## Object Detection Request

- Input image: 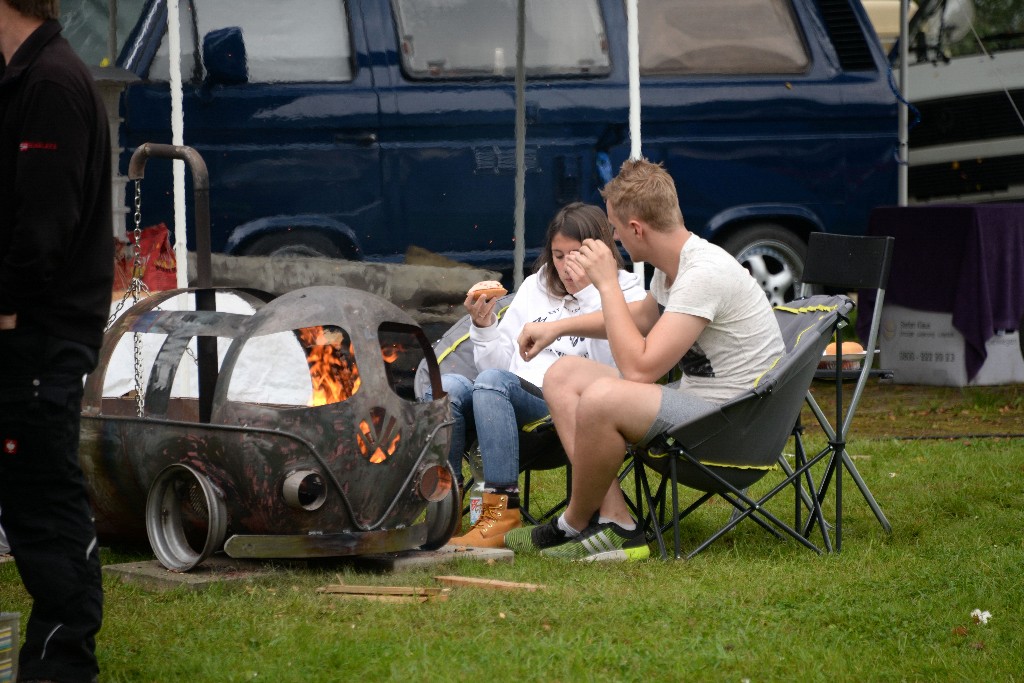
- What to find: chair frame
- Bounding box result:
[419,295,574,526]
[631,295,853,559]
[791,232,896,552]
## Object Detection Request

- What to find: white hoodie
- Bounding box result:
[469,265,646,388]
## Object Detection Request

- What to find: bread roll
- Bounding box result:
[824,341,864,355]
[467,280,508,301]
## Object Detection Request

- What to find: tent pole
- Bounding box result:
[166,0,188,288]
[898,0,909,206]
[513,0,527,290]
[626,0,644,278]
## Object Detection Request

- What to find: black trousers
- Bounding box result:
[0,326,103,683]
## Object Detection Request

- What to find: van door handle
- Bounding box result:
[334,132,378,146]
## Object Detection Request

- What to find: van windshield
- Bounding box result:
[61,0,148,67]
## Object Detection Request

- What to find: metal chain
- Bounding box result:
[104,181,200,418]
[129,180,147,417]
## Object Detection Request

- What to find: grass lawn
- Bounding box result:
[2,382,1022,681]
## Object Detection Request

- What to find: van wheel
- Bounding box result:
[720,225,806,307]
[244,231,345,259]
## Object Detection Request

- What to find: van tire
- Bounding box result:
[244,231,346,259]
[720,225,806,307]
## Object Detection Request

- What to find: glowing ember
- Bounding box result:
[296,326,360,406]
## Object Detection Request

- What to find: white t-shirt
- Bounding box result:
[471,265,647,388]
[650,234,785,403]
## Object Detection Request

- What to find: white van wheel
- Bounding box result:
[146,464,228,572]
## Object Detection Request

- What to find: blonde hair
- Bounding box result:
[599,158,684,232]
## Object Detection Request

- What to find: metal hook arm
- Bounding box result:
[128,143,212,289]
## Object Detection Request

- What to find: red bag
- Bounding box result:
[114,223,179,292]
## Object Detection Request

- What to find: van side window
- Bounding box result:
[393,0,609,79]
[639,0,809,75]
[150,0,354,83]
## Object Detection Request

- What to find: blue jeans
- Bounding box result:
[429,369,550,487]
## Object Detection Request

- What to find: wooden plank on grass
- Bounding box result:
[433,575,546,592]
[317,584,443,597]
[327,593,448,604]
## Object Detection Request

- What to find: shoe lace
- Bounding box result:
[471,501,505,530]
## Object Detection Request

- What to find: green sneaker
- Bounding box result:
[504,517,572,554]
[539,522,650,562]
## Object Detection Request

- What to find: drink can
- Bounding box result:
[469,494,484,525]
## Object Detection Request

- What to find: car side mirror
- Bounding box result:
[203,26,248,85]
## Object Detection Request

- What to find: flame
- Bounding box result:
[297,326,361,407]
[381,343,404,364]
[357,414,401,464]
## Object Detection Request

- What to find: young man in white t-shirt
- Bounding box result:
[506,158,785,561]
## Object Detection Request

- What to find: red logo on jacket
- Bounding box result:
[19,141,58,152]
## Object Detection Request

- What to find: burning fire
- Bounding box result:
[297,326,361,407]
[357,408,401,464]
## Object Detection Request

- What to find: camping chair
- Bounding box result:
[790,232,896,551]
[632,295,853,559]
[413,295,571,524]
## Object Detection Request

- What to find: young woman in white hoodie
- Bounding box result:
[436,202,646,547]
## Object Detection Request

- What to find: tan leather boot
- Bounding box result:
[448,492,521,548]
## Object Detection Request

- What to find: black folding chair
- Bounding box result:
[793,232,896,551]
[632,295,853,559]
[413,295,571,524]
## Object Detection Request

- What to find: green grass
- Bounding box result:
[2,433,1022,682]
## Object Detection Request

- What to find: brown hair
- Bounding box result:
[533,202,625,297]
[599,158,684,233]
[4,0,59,20]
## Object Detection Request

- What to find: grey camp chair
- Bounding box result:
[413,295,571,525]
[789,232,896,551]
[633,295,853,559]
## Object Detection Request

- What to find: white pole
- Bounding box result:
[626,0,642,161]
[626,0,644,278]
[167,0,188,287]
[513,0,526,290]
[165,0,196,396]
[898,0,909,207]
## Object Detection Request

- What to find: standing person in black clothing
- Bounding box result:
[0,0,113,680]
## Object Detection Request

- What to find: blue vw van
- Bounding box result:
[65,0,897,304]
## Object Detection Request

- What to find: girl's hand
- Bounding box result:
[465,292,499,328]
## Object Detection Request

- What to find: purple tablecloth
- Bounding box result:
[858,204,1024,380]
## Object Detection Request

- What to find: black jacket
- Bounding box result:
[0,20,113,349]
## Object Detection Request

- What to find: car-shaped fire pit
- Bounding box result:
[80,284,459,571]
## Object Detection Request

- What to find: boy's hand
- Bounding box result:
[568,239,619,291]
[517,321,558,361]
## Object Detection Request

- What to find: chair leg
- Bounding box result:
[677,451,824,557]
[840,450,892,533]
[634,458,668,560]
[520,463,573,526]
[788,423,833,552]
